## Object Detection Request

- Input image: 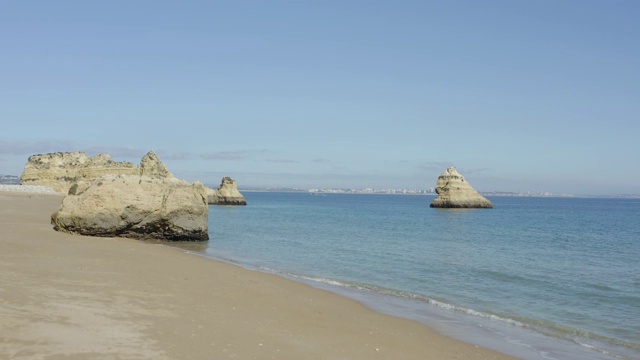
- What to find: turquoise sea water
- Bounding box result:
[195,192,639,359]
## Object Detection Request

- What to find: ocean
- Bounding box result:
[189,192,639,359]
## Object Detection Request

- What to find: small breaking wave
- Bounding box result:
[258,266,639,360]
[263,268,528,327]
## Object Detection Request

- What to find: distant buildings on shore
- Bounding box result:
[242,187,435,195]
[242,187,640,199]
[307,188,434,195]
[0,175,19,185]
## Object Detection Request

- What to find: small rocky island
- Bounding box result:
[430,167,493,209]
[207,177,247,205]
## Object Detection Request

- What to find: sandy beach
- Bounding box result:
[0,191,514,360]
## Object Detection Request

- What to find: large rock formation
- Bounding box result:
[51,175,209,241]
[207,177,247,205]
[20,151,172,194]
[430,167,493,208]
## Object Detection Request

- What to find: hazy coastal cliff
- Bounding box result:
[430,167,493,208]
[20,151,171,194]
[20,151,246,207]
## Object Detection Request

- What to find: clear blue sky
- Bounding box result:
[1,1,639,195]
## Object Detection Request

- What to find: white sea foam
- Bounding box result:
[0,184,58,194]
[282,270,533,330]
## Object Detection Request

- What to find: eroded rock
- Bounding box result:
[207,177,247,205]
[20,151,171,194]
[430,167,493,208]
[51,175,209,241]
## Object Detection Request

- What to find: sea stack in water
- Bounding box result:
[206,177,247,205]
[430,167,493,209]
[51,175,209,241]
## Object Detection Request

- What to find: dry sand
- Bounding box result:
[0,191,515,360]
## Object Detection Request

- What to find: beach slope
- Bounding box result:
[0,191,514,359]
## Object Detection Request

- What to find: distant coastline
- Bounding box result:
[240,187,640,199]
[4,175,638,199]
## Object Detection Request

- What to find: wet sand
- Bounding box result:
[0,191,515,359]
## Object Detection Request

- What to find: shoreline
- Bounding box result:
[181,239,629,360]
[0,190,515,359]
